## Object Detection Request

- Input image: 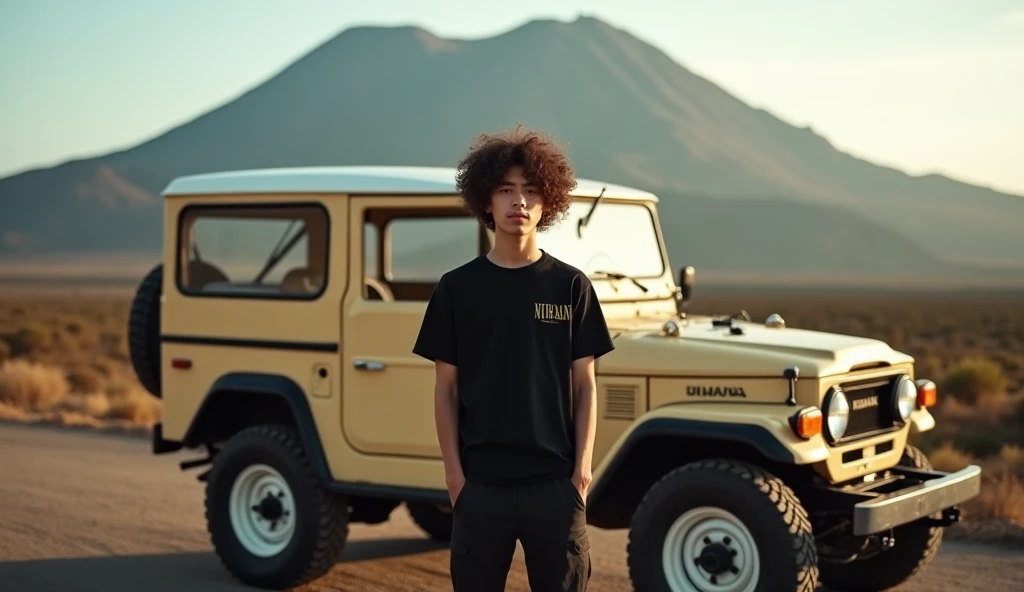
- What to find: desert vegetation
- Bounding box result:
[1,286,1022,541]
[0,291,159,432]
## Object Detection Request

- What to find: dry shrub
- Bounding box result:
[61,319,99,347]
[0,401,27,421]
[63,319,85,336]
[930,443,1024,528]
[973,473,1024,524]
[104,388,161,426]
[914,354,945,384]
[944,356,1008,404]
[89,359,116,378]
[65,363,108,395]
[929,442,975,472]
[975,392,1017,420]
[933,391,1015,443]
[55,392,110,418]
[0,359,68,411]
[993,444,1024,478]
[935,396,975,422]
[953,422,1010,458]
[4,323,52,358]
[45,410,105,429]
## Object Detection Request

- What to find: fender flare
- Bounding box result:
[182,372,332,483]
[586,416,796,516]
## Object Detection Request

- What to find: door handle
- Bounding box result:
[354,359,385,371]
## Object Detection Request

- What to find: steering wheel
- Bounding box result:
[364,277,394,302]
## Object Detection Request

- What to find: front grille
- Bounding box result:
[838,375,899,441]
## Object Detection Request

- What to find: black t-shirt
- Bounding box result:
[412,250,615,486]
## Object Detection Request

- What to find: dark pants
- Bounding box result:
[449,476,591,592]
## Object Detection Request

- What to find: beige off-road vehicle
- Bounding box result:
[130,165,981,592]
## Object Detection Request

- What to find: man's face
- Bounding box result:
[487,165,544,236]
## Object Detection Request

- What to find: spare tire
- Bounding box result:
[128,263,163,398]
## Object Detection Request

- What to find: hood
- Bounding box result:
[599,314,914,378]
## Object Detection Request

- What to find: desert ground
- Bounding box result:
[1,283,1023,590]
[2,422,1023,592]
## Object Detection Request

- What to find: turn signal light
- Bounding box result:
[793,407,822,439]
[916,379,937,408]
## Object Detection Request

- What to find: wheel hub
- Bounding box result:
[696,540,736,575]
[229,463,296,558]
[662,506,759,592]
[255,492,285,521]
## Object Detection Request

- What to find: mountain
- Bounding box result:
[1,16,1022,286]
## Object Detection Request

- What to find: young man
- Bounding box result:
[412,126,615,592]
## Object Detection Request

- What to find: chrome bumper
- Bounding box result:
[852,464,982,535]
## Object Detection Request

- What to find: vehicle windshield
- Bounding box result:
[536,199,665,279]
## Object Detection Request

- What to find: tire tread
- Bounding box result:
[127,264,162,398]
[626,458,818,592]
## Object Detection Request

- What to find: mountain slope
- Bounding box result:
[1,16,1021,281]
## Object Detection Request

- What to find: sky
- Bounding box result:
[2,0,1023,195]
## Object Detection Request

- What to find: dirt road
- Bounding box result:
[1,422,1022,592]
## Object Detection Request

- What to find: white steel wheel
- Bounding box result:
[228,463,296,557]
[661,506,760,592]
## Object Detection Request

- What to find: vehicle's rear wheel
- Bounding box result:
[205,425,349,590]
[406,501,453,541]
[817,444,943,591]
[627,459,818,592]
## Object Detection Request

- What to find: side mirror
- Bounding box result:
[675,265,695,317]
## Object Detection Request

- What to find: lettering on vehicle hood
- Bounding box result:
[686,385,747,398]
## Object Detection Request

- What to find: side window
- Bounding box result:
[362,221,389,301]
[386,217,479,283]
[177,204,329,299]
[364,222,379,279]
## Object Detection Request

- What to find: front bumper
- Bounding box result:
[796,463,983,536]
[851,464,982,535]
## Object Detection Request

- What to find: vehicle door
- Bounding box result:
[341,195,489,459]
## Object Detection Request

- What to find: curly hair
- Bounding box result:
[455,124,577,232]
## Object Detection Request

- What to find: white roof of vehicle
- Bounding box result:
[161,166,658,201]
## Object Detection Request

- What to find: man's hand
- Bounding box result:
[447,471,467,507]
[571,468,592,502]
[434,360,465,508]
[571,355,597,505]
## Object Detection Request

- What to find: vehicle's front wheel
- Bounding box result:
[205,425,350,590]
[817,444,943,591]
[627,459,818,592]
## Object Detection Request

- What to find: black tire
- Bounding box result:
[205,425,349,590]
[406,501,454,541]
[818,444,943,591]
[627,459,818,592]
[127,263,163,398]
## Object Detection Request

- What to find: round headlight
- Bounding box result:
[826,387,850,441]
[895,375,917,422]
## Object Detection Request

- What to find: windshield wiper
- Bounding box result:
[576,186,606,238]
[593,270,648,293]
[254,221,306,284]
